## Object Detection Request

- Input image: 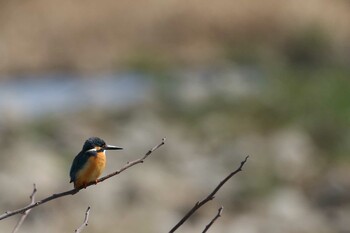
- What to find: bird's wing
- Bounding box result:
[69,150,96,182]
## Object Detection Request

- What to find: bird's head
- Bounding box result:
[82,137,123,153]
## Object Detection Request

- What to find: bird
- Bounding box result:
[70,137,123,189]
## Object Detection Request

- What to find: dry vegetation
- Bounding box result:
[0,0,350,73]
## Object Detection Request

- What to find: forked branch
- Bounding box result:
[12,183,37,233]
[169,156,249,233]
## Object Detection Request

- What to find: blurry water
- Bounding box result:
[0,67,263,123]
[0,73,152,121]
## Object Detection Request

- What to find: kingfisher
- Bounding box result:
[70,137,123,189]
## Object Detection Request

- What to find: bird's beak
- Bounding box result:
[105,145,123,150]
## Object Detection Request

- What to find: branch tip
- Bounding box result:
[75,206,91,233]
[218,206,224,216]
[202,206,224,233]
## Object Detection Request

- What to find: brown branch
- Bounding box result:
[75,207,91,233]
[12,184,37,233]
[98,137,166,183]
[169,155,249,233]
[0,138,166,221]
[202,206,223,233]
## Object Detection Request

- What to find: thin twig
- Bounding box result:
[0,138,166,221]
[12,184,37,233]
[98,137,166,183]
[202,206,223,233]
[75,207,91,233]
[169,155,249,233]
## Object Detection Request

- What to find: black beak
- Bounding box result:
[105,145,123,150]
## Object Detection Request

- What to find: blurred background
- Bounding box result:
[1,0,350,232]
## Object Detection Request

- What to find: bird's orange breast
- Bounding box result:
[74,152,106,188]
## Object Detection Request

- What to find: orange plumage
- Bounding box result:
[73,151,106,188]
[69,137,123,189]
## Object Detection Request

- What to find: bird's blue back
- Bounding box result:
[69,150,96,183]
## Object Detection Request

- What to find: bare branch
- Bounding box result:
[0,138,166,221]
[12,184,37,233]
[202,206,223,233]
[98,137,166,183]
[75,207,91,233]
[169,155,249,233]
